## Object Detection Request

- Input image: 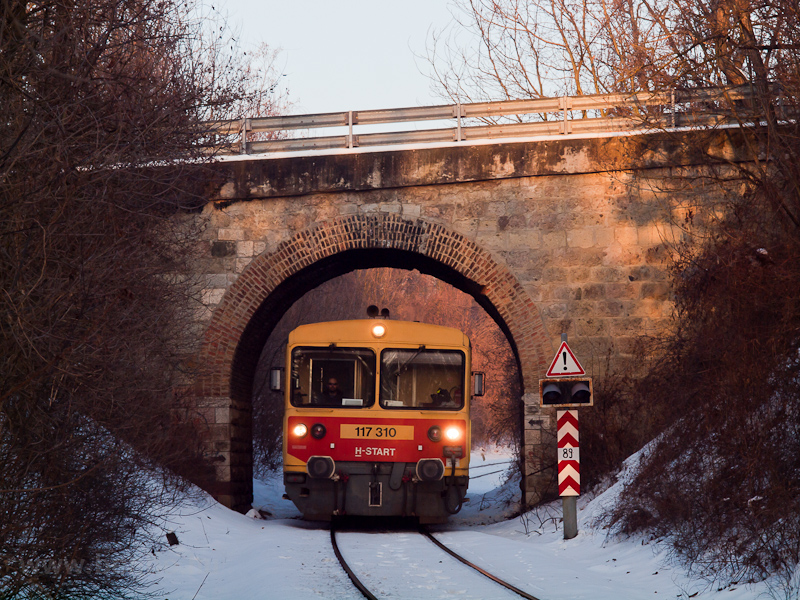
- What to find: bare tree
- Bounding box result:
[0,0,285,597]
[430,0,800,588]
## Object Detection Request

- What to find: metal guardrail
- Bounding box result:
[204,86,771,156]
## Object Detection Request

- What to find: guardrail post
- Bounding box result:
[560,96,572,134]
[347,111,354,149]
[670,89,676,129]
[239,118,251,154]
[455,103,463,142]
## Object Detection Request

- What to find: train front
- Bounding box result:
[281,319,473,524]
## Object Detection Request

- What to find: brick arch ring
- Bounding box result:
[198,213,551,399]
[191,213,552,509]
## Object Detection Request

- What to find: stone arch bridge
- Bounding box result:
[185,130,731,511]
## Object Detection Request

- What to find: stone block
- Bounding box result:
[210,241,236,257]
[567,267,591,283]
[215,407,231,425]
[605,282,639,300]
[338,203,360,215]
[487,201,507,216]
[576,318,608,336]
[640,282,671,300]
[591,266,626,283]
[637,223,664,247]
[614,226,638,247]
[524,428,542,446]
[540,302,568,320]
[595,300,626,317]
[205,274,228,288]
[201,288,225,306]
[379,202,401,214]
[506,230,542,249]
[237,241,254,257]
[194,396,229,408]
[594,227,615,247]
[542,231,566,250]
[213,439,231,452]
[566,228,594,248]
[214,463,231,480]
[235,258,251,273]
[218,228,245,241]
[401,203,421,217]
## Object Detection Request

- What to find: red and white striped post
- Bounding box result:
[557,410,580,496]
[557,409,580,539]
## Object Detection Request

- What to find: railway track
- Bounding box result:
[330,523,542,600]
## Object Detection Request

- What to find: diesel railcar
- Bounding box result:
[279,318,482,523]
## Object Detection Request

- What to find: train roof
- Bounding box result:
[288,319,470,348]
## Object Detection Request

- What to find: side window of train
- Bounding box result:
[379,349,465,410]
[289,347,376,408]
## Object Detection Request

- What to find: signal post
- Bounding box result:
[539,334,592,540]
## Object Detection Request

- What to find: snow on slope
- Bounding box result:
[143,447,787,599]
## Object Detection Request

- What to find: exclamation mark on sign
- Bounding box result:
[563,351,568,370]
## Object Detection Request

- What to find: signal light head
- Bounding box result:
[542,383,563,405]
[570,382,591,404]
[539,378,593,407]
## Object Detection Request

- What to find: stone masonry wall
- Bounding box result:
[185,133,718,509]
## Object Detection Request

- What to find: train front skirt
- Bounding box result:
[283,461,468,524]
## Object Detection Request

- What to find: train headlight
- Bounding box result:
[292,423,308,438]
[371,323,386,338]
[444,426,462,441]
[311,423,326,439]
[427,425,442,443]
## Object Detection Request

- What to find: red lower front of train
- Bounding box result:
[283,415,469,523]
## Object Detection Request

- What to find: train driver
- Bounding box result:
[315,377,344,405]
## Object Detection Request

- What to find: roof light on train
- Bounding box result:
[444,426,462,442]
[371,323,386,338]
[292,423,308,438]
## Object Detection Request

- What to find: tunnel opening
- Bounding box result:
[250,266,524,477]
[228,248,526,509]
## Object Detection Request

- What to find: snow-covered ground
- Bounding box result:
[143,447,788,599]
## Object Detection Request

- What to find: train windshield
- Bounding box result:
[290,347,376,408]
[379,349,465,410]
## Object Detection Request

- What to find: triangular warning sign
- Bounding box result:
[546,342,586,377]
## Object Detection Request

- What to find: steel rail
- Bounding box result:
[420,527,542,600]
[330,525,379,600]
[331,522,543,600]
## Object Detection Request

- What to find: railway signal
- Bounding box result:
[539,377,593,407]
[540,335,592,540]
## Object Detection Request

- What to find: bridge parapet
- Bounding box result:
[205,85,766,156]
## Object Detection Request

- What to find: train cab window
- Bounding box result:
[379,349,465,410]
[290,347,376,408]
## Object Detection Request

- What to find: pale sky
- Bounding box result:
[221,1,456,115]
